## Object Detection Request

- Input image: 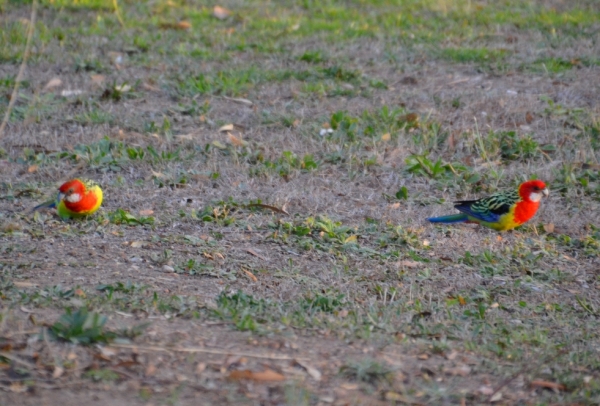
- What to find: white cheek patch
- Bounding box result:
[529,192,542,202]
[65,193,82,203]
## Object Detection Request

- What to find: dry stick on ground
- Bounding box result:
[0,352,37,369]
[0,0,37,141]
[111,343,309,361]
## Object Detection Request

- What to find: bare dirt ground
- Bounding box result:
[1,1,599,405]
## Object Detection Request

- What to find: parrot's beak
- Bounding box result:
[542,188,549,198]
[57,192,66,202]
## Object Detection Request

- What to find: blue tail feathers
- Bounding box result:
[30,200,56,213]
[427,213,468,224]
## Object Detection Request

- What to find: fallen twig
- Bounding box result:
[246,203,289,215]
[111,343,307,361]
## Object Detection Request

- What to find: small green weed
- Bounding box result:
[107,209,155,226]
[84,369,120,382]
[299,50,325,64]
[302,292,345,313]
[340,359,393,386]
[253,151,318,178]
[49,308,116,345]
[214,290,269,332]
[441,47,508,64]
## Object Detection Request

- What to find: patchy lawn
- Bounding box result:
[0,0,599,404]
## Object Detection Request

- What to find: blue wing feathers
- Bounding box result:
[453,203,501,223]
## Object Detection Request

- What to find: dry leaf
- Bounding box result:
[195,362,207,375]
[227,132,248,147]
[159,21,191,30]
[445,350,458,360]
[44,77,62,91]
[138,83,158,93]
[242,268,258,283]
[344,235,357,243]
[98,346,117,360]
[9,383,27,393]
[131,241,145,248]
[381,133,391,142]
[422,239,430,247]
[245,248,268,261]
[246,203,289,215]
[27,165,38,173]
[90,74,106,87]
[151,170,167,179]
[175,134,194,141]
[490,392,503,402]
[176,21,191,30]
[458,295,466,306]
[294,359,321,381]
[224,96,253,106]
[389,202,401,209]
[14,281,37,288]
[478,385,494,396]
[228,368,285,382]
[213,5,231,20]
[403,113,419,123]
[384,392,409,402]
[1,222,21,233]
[530,380,566,391]
[139,209,154,216]
[145,363,157,377]
[525,112,534,124]
[443,365,471,376]
[218,124,235,132]
[74,289,85,297]
[417,353,429,360]
[211,140,227,149]
[543,223,555,233]
[114,84,131,93]
[396,260,420,268]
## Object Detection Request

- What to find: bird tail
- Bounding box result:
[427,213,469,224]
[29,200,56,213]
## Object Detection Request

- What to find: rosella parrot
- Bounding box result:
[427,180,549,231]
[31,179,103,220]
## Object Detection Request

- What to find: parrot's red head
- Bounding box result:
[519,180,549,203]
[58,179,87,203]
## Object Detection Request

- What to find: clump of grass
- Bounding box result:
[107,209,155,226]
[49,308,115,345]
[340,359,394,386]
[441,47,508,63]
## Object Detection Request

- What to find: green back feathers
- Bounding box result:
[470,190,520,214]
[454,189,521,223]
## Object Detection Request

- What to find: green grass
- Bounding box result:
[441,47,509,64]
